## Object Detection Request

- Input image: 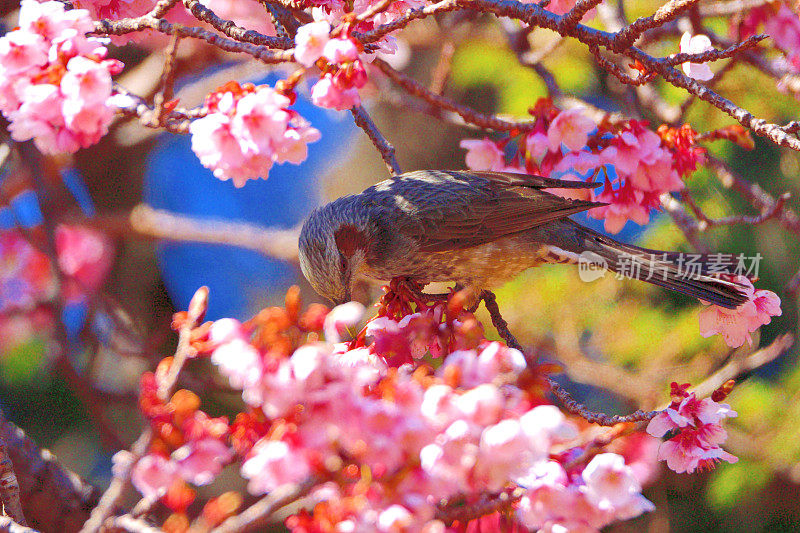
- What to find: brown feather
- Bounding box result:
[370,170,605,252]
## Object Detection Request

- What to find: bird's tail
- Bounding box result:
[546,220,749,309]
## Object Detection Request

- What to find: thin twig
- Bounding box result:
[80,288,208,533]
[681,189,791,230]
[350,105,402,176]
[129,204,300,261]
[210,476,319,533]
[691,334,794,398]
[150,34,182,128]
[373,58,538,132]
[182,0,293,48]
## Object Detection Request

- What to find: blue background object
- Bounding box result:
[143,75,356,320]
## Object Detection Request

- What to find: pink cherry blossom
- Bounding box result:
[194,289,670,530]
[647,384,738,474]
[172,437,234,486]
[55,224,114,300]
[324,301,366,343]
[698,276,781,348]
[460,138,505,171]
[294,21,332,67]
[190,82,320,186]
[131,454,181,500]
[241,439,312,495]
[764,5,800,71]
[525,131,550,160]
[581,453,655,518]
[0,0,120,154]
[322,37,360,63]
[542,0,597,19]
[547,107,595,152]
[679,32,714,81]
[589,181,655,234]
[310,73,361,110]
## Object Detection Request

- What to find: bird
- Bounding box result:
[298,169,747,308]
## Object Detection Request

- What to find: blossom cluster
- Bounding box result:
[459,99,695,234]
[460,100,783,348]
[698,276,782,348]
[741,2,800,75]
[0,225,113,358]
[123,284,748,532]
[646,382,739,474]
[189,81,321,187]
[0,0,123,154]
[295,23,369,110]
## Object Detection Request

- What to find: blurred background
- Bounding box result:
[0,1,799,531]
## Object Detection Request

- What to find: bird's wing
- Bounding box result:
[364,170,605,252]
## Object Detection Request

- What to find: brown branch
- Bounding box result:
[107,515,163,533]
[0,416,26,527]
[355,0,396,22]
[547,378,659,426]
[681,188,791,230]
[479,290,523,351]
[129,204,300,261]
[158,286,209,399]
[559,0,603,33]
[210,476,319,533]
[181,0,293,48]
[590,46,657,86]
[665,34,767,66]
[93,18,295,64]
[707,156,800,235]
[660,193,710,253]
[429,40,457,95]
[350,105,402,176]
[691,334,794,398]
[436,488,524,526]
[78,433,151,533]
[150,34,182,128]
[355,0,460,44]
[80,289,209,533]
[373,58,537,132]
[0,417,98,532]
[612,0,703,51]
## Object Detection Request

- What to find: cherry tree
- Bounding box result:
[0,0,797,531]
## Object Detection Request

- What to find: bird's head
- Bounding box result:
[298,203,369,305]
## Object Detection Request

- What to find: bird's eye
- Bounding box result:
[339,253,348,271]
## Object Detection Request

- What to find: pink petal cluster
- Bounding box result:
[764,5,800,73]
[590,120,685,233]
[308,36,368,111]
[460,137,507,171]
[679,32,714,81]
[197,292,657,532]
[190,82,320,187]
[0,224,113,312]
[460,104,694,234]
[647,383,738,474]
[698,276,782,348]
[0,0,122,154]
[517,454,654,531]
[294,20,332,67]
[55,224,114,300]
[547,107,595,152]
[130,375,234,500]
